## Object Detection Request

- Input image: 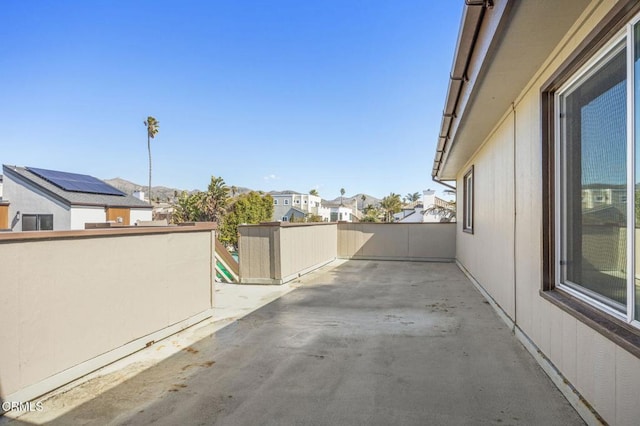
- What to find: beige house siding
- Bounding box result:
[454,1,640,424]
[457,113,515,320]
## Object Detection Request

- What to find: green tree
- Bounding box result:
[173,191,207,223]
[380,193,402,222]
[200,176,230,223]
[309,189,319,196]
[172,175,230,224]
[361,205,382,222]
[360,194,366,210]
[406,192,421,204]
[143,116,159,202]
[231,185,238,197]
[425,201,456,222]
[219,192,274,247]
[307,214,324,222]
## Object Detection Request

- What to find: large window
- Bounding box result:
[555,19,640,323]
[463,166,474,233]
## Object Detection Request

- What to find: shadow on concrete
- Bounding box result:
[3,261,585,425]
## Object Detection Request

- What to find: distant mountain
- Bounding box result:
[104,178,197,202]
[104,177,252,202]
[326,193,382,209]
[104,179,382,208]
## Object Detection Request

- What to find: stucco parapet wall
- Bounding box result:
[337,222,456,261]
[242,221,337,228]
[0,222,217,243]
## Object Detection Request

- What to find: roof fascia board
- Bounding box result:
[434,0,514,179]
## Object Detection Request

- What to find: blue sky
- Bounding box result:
[0,1,462,200]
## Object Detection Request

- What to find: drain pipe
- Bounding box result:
[432,176,456,192]
[511,102,517,329]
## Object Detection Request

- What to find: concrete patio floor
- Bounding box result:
[3,260,583,425]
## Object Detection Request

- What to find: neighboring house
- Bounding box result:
[431,1,640,423]
[323,202,356,222]
[280,206,307,223]
[394,205,423,222]
[152,201,175,222]
[2,165,152,231]
[0,174,8,230]
[581,185,626,210]
[271,191,360,222]
[271,191,323,222]
[394,190,455,223]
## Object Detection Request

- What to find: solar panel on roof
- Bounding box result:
[26,167,126,196]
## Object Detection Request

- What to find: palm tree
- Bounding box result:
[380,193,402,222]
[425,200,456,222]
[144,116,159,203]
[201,176,230,223]
[360,194,366,210]
[340,188,346,205]
[309,189,319,196]
[231,185,238,197]
[405,192,421,205]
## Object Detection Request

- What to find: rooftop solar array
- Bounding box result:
[26,167,126,196]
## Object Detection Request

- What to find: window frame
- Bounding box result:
[553,28,630,321]
[542,1,640,354]
[463,166,474,234]
[22,214,54,231]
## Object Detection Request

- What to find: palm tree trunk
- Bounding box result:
[147,134,152,204]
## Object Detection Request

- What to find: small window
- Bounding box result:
[282,216,288,222]
[284,199,289,205]
[463,166,474,233]
[304,200,307,204]
[22,214,53,231]
[274,199,278,205]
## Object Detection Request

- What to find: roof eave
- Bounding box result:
[432,0,512,181]
[432,0,593,181]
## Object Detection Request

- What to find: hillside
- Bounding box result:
[325,193,382,209]
[104,177,252,201]
[104,179,382,208]
[105,178,196,202]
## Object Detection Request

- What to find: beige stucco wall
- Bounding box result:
[238,223,337,284]
[455,1,640,424]
[238,224,277,283]
[0,226,214,402]
[338,223,455,261]
[279,224,338,281]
